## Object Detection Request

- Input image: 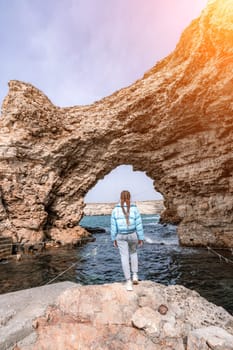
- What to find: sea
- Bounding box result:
[0,214,233,314]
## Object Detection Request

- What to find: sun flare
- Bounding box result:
[206,0,233,30]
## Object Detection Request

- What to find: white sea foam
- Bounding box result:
[144,236,178,246]
[143,222,159,227]
[143,215,159,221]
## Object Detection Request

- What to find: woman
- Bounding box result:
[111,190,144,291]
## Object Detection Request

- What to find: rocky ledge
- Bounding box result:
[1,281,233,350]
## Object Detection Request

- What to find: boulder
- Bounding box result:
[187,326,233,350]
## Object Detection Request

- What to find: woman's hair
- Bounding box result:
[120,190,131,226]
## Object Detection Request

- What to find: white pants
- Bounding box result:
[117,232,138,280]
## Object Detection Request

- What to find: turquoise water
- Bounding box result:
[0,214,233,315]
[79,214,233,315]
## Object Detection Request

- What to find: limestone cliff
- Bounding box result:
[0,0,233,247]
[84,200,164,216]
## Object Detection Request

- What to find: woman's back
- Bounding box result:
[112,203,139,232]
[111,202,144,240]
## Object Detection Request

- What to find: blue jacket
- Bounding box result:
[111,203,144,241]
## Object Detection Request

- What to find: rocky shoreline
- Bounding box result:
[0,226,94,262]
[1,281,233,350]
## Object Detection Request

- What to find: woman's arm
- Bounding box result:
[135,207,144,241]
[110,209,118,242]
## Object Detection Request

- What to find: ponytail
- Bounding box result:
[120,190,131,226]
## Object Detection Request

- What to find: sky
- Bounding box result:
[0,0,208,202]
[86,165,164,203]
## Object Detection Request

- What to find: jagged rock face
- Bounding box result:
[0,0,233,246]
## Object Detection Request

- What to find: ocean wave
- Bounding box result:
[143,222,160,227]
[142,215,159,220]
[0,260,8,265]
[144,236,178,246]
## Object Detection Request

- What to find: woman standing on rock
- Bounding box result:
[111,190,144,291]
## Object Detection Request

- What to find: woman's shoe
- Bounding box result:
[125,279,133,291]
[132,273,139,285]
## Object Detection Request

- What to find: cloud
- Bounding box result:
[0,0,208,107]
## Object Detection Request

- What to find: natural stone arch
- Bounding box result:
[0,0,233,247]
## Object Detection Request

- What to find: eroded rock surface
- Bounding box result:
[4,281,233,350]
[0,0,233,246]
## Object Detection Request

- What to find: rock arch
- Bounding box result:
[0,0,233,247]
